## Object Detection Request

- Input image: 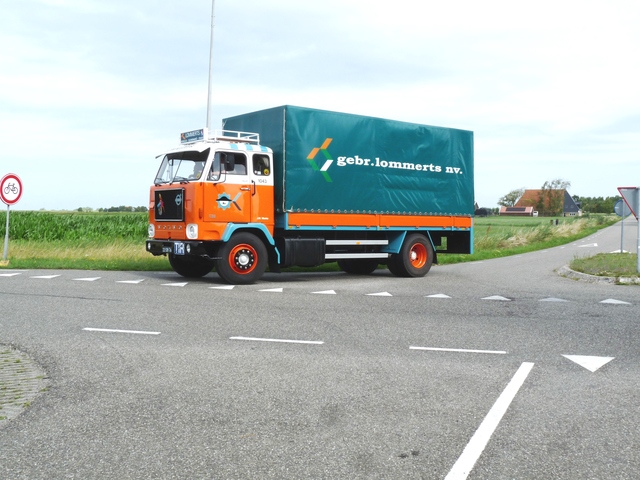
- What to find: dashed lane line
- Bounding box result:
[230,336,324,345]
[83,328,161,335]
[410,346,508,355]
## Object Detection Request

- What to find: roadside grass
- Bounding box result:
[570,253,638,277]
[2,239,171,271]
[0,211,623,273]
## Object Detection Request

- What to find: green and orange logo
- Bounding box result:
[307,138,333,182]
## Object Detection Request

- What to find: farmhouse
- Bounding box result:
[511,189,582,217]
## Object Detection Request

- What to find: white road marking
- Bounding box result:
[562,355,614,372]
[410,346,507,355]
[600,298,631,305]
[426,293,452,299]
[83,328,161,335]
[578,243,598,248]
[445,362,535,480]
[0,273,22,277]
[73,277,102,282]
[367,292,393,296]
[259,288,283,293]
[162,282,188,287]
[312,290,337,295]
[210,285,235,290]
[30,275,61,279]
[481,295,511,301]
[229,336,324,345]
[540,297,569,302]
[116,279,145,284]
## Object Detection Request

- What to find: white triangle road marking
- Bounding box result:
[600,298,631,305]
[0,273,22,277]
[210,285,235,290]
[313,290,336,295]
[73,277,102,282]
[540,297,569,302]
[578,243,598,248]
[260,288,283,293]
[162,282,188,287]
[426,293,452,299]
[482,295,511,301]
[367,292,393,297]
[30,275,61,279]
[116,279,145,284]
[562,355,614,372]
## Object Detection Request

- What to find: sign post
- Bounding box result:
[618,187,640,273]
[1,173,23,262]
[614,199,632,253]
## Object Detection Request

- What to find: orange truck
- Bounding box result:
[146,105,474,284]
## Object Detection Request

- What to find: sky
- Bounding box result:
[1,0,639,211]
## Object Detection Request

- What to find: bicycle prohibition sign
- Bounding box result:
[1,173,23,262]
[1,173,23,206]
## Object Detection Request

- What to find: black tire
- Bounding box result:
[216,232,268,285]
[168,254,215,278]
[337,258,379,275]
[387,234,434,277]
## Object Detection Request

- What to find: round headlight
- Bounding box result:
[186,223,198,239]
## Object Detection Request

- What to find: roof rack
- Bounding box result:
[180,128,260,145]
[209,129,260,144]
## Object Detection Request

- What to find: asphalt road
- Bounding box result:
[1,219,639,479]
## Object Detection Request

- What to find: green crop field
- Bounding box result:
[0,211,620,271]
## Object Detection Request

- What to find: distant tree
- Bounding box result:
[538,178,570,216]
[497,188,525,207]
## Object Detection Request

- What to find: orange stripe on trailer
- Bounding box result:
[286,212,472,229]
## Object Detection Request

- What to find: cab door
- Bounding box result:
[249,152,275,232]
[203,151,252,227]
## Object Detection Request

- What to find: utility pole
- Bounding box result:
[205,0,216,131]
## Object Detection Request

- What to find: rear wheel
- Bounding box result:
[168,254,215,278]
[387,234,433,277]
[337,258,379,275]
[216,232,268,285]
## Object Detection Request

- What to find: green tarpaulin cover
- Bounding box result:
[223,105,474,216]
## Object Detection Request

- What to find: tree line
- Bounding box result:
[76,206,148,213]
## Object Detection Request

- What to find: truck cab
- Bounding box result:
[146,129,276,283]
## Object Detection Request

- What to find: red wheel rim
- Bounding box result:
[229,244,257,274]
[409,243,428,269]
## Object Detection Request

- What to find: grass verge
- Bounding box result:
[570,253,639,277]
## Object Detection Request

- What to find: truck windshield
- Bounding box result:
[154,149,210,185]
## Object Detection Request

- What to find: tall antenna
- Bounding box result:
[205,0,216,131]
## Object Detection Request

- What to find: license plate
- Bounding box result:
[162,246,172,253]
[173,242,185,255]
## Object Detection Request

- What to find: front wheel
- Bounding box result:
[216,232,268,284]
[387,234,433,277]
[168,254,215,278]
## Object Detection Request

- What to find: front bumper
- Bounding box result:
[146,239,214,257]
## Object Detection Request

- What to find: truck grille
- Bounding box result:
[154,189,185,222]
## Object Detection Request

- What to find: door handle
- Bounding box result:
[240,187,251,191]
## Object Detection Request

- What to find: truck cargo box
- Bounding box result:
[222,105,474,217]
